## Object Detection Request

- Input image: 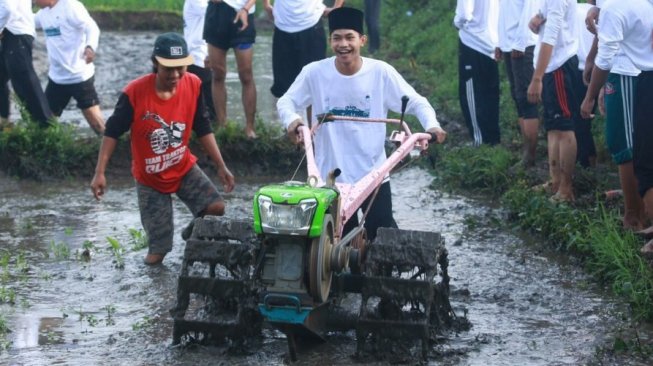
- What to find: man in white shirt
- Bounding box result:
[527,0,579,203]
[580,0,653,253]
[264,0,344,98]
[184,0,216,123]
[497,0,540,166]
[204,0,257,139]
[34,0,105,135]
[278,7,446,240]
[454,0,500,146]
[0,0,53,127]
[581,0,645,230]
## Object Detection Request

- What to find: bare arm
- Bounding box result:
[90,136,118,200]
[198,133,235,193]
[527,43,553,104]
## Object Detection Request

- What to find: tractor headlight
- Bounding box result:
[257,195,317,235]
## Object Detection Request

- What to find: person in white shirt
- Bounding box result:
[278,7,446,240]
[573,2,597,169]
[454,0,500,146]
[527,0,579,203]
[263,0,344,98]
[0,48,8,127]
[34,0,105,135]
[581,0,645,231]
[203,0,257,139]
[0,0,53,127]
[184,0,216,123]
[580,0,653,253]
[497,0,540,166]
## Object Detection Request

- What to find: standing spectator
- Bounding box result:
[582,0,645,230]
[527,0,579,203]
[34,0,105,135]
[0,0,53,127]
[278,7,446,240]
[573,2,597,168]
[454,0,501,146]
[580,0,653,252]
[263,0,344,99]
[90,33,235,265]
[0,43,9,128]
[184,0,216,123]
[204,0,257,139]
[364,0,381,54]
[497,0,540,166]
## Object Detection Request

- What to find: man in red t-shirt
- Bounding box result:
[90,32,235,265]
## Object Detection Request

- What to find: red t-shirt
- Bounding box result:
[123,73,201,193]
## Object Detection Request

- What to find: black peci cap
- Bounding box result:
[328,7,364,35]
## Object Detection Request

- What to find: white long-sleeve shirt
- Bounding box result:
[594,0,653,76]
[454,0,499,59]
[268,0,324,33]
[575,3,595,71]
[498,0,538,53]
[0,0,36,37]
[534,0,578,73]
[277,57,440,184]
[183,0,208,68]
[34,0,99,84]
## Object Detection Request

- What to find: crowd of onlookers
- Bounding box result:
[454,0,653,255]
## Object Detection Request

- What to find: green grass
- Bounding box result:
[82,0,182,13]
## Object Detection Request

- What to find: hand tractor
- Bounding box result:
[171,97,458,361]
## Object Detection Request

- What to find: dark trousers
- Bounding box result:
[633,70,653,197]
[573,69,596,168]
[0,31,52,126]
[342,181,398,242]
[364,0,381,53]
[458,40,500,146]
[270,21,326,98]
[187,64,216,122]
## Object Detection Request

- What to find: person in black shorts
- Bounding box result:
[203,0,258,138]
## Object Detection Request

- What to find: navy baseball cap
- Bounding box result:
[152,32,194,67]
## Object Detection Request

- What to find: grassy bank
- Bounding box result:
[0,115,299,181]
[371,0,653,325]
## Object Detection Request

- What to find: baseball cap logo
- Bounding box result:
[170,46,183,56]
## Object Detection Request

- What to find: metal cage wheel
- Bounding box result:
[309,214,334,302]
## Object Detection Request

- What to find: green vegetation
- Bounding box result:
[0,117,98,180]
[83,0,182,13]
[372,1,653,322]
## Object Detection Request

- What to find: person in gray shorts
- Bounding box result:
[90,33,235,265]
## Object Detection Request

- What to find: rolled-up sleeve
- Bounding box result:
[594,9,624,71]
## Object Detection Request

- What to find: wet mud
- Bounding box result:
[0,167,646,365]
[0,31,650,365]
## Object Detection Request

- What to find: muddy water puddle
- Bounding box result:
[0,167,639,365]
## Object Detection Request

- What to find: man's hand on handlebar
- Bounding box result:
[426,127,447,144]
[287,119,305,145]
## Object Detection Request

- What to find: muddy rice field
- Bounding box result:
[0,31,651,365]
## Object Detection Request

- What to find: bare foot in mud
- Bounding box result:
[636,225,653,239]
[640,239,653,258]
[144,253,165,265]
[245,128,257,139]
[532,181,558,194]
[549,191,575,204]
[622,214,646,231]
